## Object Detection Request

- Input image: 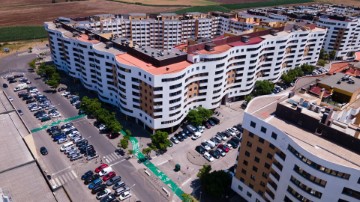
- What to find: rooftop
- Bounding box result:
[319,72,360,93]
[246,76,360,169]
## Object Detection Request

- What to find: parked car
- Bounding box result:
[210,150,221,159]
[88,178,102,189]
[119,191,131,201]
[81,170,94,180]
[195,145,206,154]
[203,152,214,162]
[201,142,211,151]
[170,137,179,144]
[100,194,116,202]
[95,164,109,173]
[112,181,125,190]
[91,184,107,194]
[40,146,48,155]
[174,133,184,142]
[2,83,8,88]
[115,186,130,196]
[17,109,23,115]
[102,171,116,181]
[216,148,226,157]
[84,174,100,185]
[96,188,111,200]
[106,176,121,186]
[218,144,230,153]
[57,138,68,144]
[70,153,83,161]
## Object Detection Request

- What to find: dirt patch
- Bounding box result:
[0,0,182,26]
[113,0,217,6]
[315,0,360,6]
[0,40,47,58]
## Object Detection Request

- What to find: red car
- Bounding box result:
[95,163,109,173]
[102,171,116,181]
[218,144,230,153]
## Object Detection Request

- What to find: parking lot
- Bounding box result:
[0,53,168,202]
[148,102,245,195]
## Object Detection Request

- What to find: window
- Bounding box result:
[258,137,264,143]
[250,121,256,128]
[254,157,260,163]
[269,143,275,149]
[238,185,243,191]
[262,172,267,178]
[261,126,267,133]
[241,169,247,174]
[249,132,254,138]
[247,192,252,198]
[267,153,273,159]
[271,132,277,140]
[256,147,262,154]
[243,160,248,166]
[246,141,252,148]
[265,163,270,169]
[253,166,258,172]
[245,151,250,157]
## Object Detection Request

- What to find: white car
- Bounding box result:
[62,126,75,132]
[99,167,113,176]
[8,97,13,101]
[61,91,70,96]
[201,142,211,151]
[30,106,42,112]
[225,129,236,136]
[96,188,111,200]
[99,124,106,131]
[216,148,226,157]
[119,191,131,201]
[57,138,68,144]
[203,152,214,162]
[197,126,204,133]
[170,137,179,144]
[51,113,62,118]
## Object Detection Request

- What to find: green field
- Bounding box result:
[0,26,47,43]
[175,0,314,14]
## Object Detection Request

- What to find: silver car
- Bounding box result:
[115,186,130,196]
[57,138,68,144]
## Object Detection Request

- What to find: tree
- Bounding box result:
[197,165,212,180]
[125,129,132,136]
[300,64,315,75]
[182,193,199,202]
[253,80,274,96]
[187,107,213,126]
[120,138,129,149]
[319,48,325,60]
[150,130,170,151]
[28,59,36,69]
[244,95,253,102]
[142,147,152,157]
[317,59,326,67]
[329,50,336,60]
[200,170,232,198]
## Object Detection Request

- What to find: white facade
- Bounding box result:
[316,16,360,58]
[232,109,360,202]
[45,21,325,130]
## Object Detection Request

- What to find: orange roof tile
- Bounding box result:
[77,34,100,44]
[116,53,191,75]
[329,62,349,74]
[355,52,360,61]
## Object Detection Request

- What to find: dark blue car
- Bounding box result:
[53,134,66,141]
[88,178,102,189]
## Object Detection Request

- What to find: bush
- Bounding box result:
[120,138,129,149]
[317,59,326,67]
[151,130,170,151]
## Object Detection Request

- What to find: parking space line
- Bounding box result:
[71,170,77,178]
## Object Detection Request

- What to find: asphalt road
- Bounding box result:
[0,51,166,202]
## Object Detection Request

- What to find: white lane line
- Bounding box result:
[54,178,61,186]
[69,172,75,180]
[51,166,71,175]
[58,176,64,184]
[105,158,110,163]
[71,170,78,178]
[156,160,168,166]
[181,177,192,186]
[110,153,118,160]
[106,155,114,162]
[109,159,125,167]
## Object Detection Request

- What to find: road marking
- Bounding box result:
[105,158,110,163]
[62,173,69,182]
[51,166,71,175]
[156,160,168,166]
[68,172,75,180]
[58,176,64,184]
[54,178,61,186]
[109,159,125,167]
[71,170,77,178]
[181,177,192,186]
[49,179,56,187]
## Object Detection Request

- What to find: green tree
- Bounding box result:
[317,59,326,67]
[300,64,315,75]
[28,59,36,69]
[329,50,336,60]
[125,129,132,136]
[253,80,274,96]
[197,165,212,180]
[319,48,325,60]
[142,147,152,157]
[151,130,170,151]
[197,107,213,120]
[244,95,253,102]
[200,170,232,198]
[120,138,129,149]
[186,109,203,126]
[182,193,199,202]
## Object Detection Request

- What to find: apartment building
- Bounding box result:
[247,4,360,59]
[45,16,325,131]
[231,76,360,202]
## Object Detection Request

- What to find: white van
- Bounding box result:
[191,132,202,140]
[60,142,74,151]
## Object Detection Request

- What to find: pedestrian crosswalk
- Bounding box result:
[49,170,78,188]
[104,152,123,163]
